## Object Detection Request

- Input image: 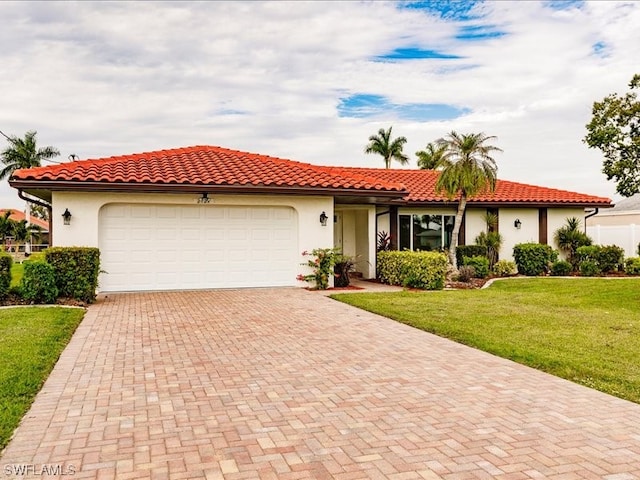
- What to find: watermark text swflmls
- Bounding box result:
[3,464,76,476]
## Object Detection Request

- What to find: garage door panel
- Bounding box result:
[157,206,178,218]
[99,204,298,291]
[228,208,248,220]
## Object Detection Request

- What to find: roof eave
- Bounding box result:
[378,199,613,208]
[9,179,407,200]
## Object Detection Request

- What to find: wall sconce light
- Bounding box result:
[62,208,72,225]
[198,193,211,204]
[319,211,328,226]
[514,219,522,229]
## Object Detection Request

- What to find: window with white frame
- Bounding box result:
[398,214,455,251]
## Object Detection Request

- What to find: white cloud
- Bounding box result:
[0,0,638,209]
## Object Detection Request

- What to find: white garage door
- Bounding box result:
[99,204,298,292]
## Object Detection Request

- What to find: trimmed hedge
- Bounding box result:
[463,255,489,279]
[579,259,601,277]
[44,247,101,303]
[513,243,557,276]
[576,244,624,273]
[625,257,640,276]
[550,260,572,276]
[455,245,487,268]
[377,251,447,290]
[21,261,58,304]
[0,253,12,299]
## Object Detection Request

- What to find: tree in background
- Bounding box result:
[584,74,640,197]
[29,204,49,221]
[416,142,449,170]
[0,211,13,245]
[364,126,408,169]
[435,132,502,269]
[0,130,60,180]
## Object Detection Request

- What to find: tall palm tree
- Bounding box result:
[0,130,60,180]
[364,126,408,169]
[11,219,28,254]
[416,142,449,170]
[435,131,502,268]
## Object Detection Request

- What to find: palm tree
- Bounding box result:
[416,142,449,170]
[0,211,13,246]
[11,219,28,254]
[0,130,60,180]
[435,131,502,268]
[553,217,592,270]
[364,126,408,169]
[475,212,503,269]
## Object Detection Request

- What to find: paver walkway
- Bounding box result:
[2,288,640,479]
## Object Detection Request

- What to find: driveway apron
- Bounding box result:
[2,288,640,479]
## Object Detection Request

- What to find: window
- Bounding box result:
[398,214,455,251]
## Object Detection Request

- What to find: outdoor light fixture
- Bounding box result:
[514,219,522,229]
[319,211,328,226]
[62,208,72,225]
[198,193,211,204]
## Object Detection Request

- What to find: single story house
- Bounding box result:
[0,208,50,251]
[9,145,612,292]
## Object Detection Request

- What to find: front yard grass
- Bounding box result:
[332,278,640,404]
[0,307,85,451]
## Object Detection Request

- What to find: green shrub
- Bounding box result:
[377,251,447,290]
[637,243,640,256]
[492,260,517,277]
[456,265,476,282]
[576,244,625,273]
[21,261,58,304]
[513,243,557,276]
[576,245,600,263]
[550,260,572,276]
[598,245,625,273]
[463,255,489,278]
[579,260,601,277]
[0,253,12,299]
[455,245,487,268]
[44,247,101,303]
[625,257,640,276]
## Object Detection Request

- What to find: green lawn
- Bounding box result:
[10,252,45,288]
[10,262,23,287]
[0,307,85,450]
[332,278,640,403]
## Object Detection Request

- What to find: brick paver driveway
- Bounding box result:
[2,288,640,479]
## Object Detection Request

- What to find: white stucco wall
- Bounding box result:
[51,191,334,287]
[375,207,391,238]
[463,208,486,247]
[498,208,539,262]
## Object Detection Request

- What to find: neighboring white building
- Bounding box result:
[587,195,640,257]
[10,145,612,292]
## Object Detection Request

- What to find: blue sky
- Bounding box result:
[0,0,638,208]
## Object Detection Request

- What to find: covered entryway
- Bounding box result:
[98,203,298,291]
[333,206,376,279]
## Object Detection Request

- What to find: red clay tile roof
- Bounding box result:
[11,146,404,194]
[0,209,49,230]
[11,145,612,206]
[327,167,612,206]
